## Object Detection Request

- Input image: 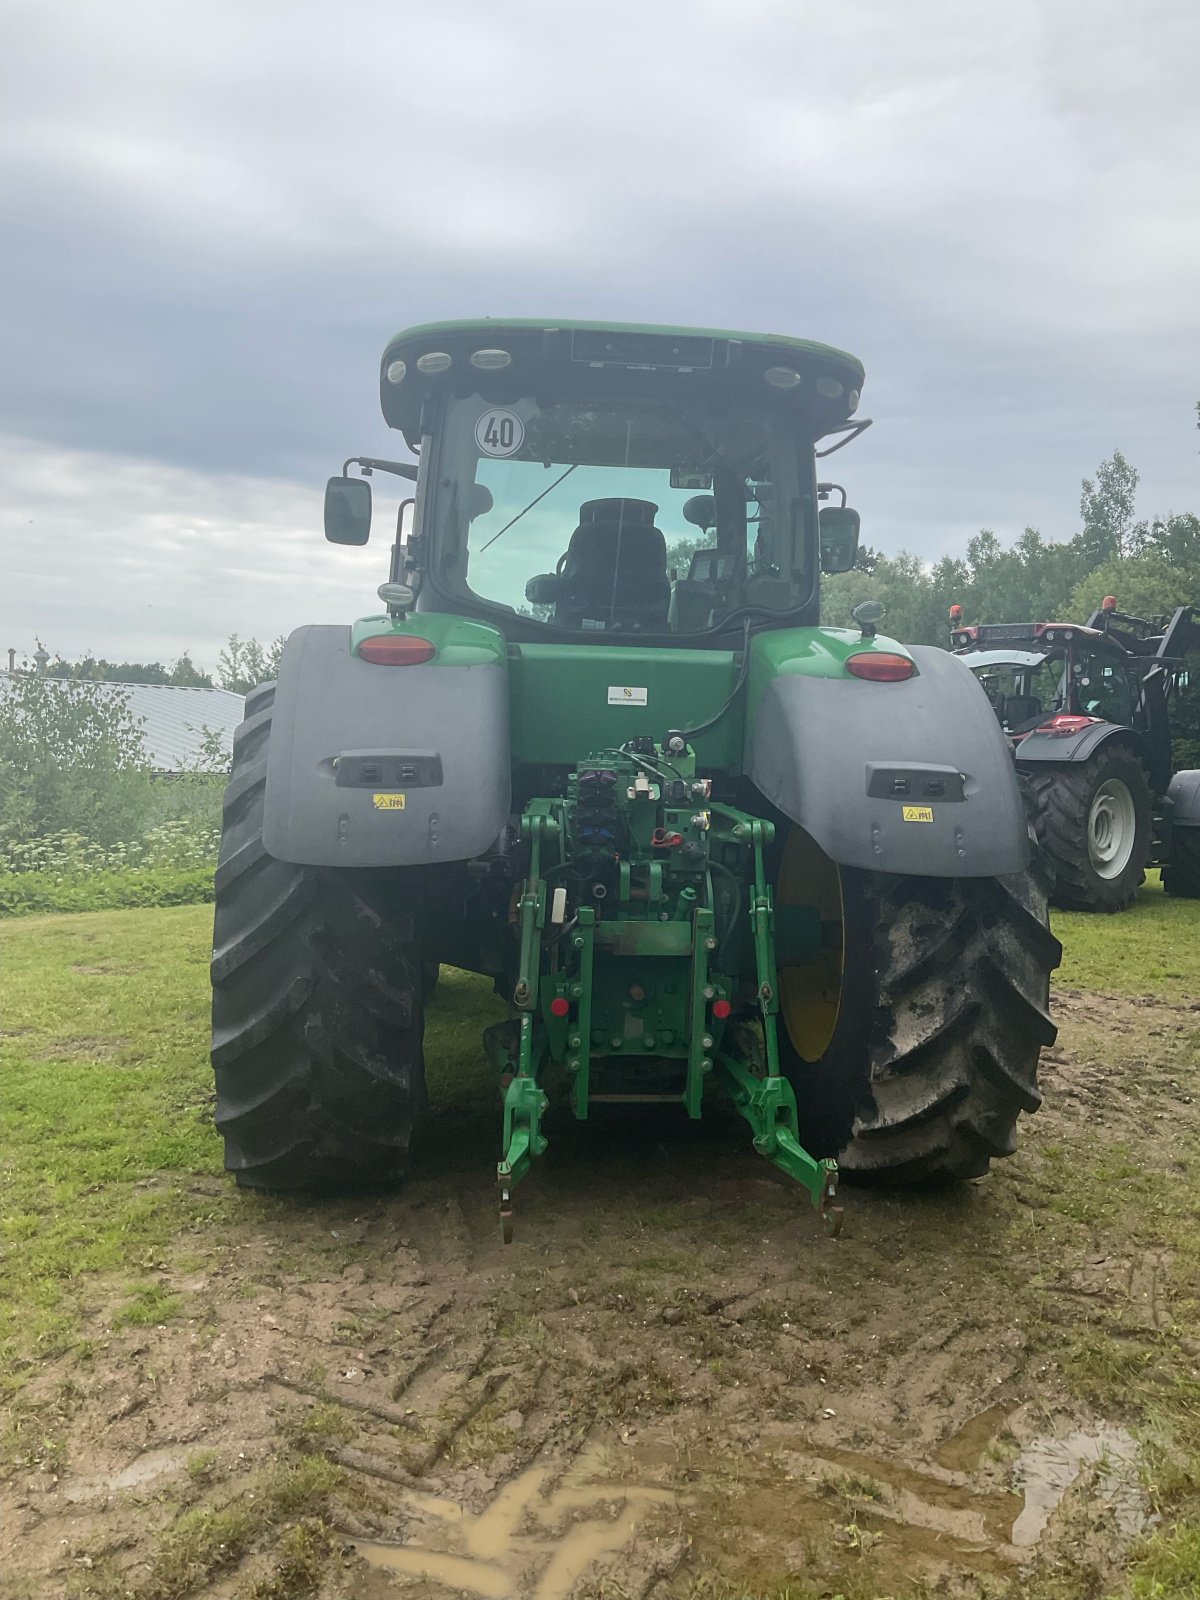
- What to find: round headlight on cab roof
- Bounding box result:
[816,375,845,399]
[846,388,860,414]
[764,366,802,389]
[416,351,452,375]
[385,360,406,385]
[470,348,512,370]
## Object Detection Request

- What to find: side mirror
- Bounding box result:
[683,494,716,531]
[819,505,861,574]
[324,476,372,546]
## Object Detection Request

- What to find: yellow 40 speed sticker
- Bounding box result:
[372,793,407,811]
[902,804,935,823]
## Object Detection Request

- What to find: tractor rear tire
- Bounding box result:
[210,683,426,1189]
[1027,747,1152,913]
[1163,827,1200,898]
[779,833,1060,1183]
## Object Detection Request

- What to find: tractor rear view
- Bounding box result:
[210,320,1060,1235]
[952,604,1200,911]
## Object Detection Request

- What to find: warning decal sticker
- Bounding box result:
[901,804,935,823]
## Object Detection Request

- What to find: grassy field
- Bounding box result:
[2,882,1200,1599]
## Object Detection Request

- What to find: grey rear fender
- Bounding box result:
[1166,769,1200,828]
[1014,719,1153,771]
[748,644,1030,877]
[262,625,511,867]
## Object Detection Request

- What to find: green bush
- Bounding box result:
[0,674,155,851]
[0,819,220,877]
[0,865,215,917]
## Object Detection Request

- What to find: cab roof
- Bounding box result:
[378,318,867,443]
[386,317,864,374]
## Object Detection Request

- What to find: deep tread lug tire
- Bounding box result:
[210,684,426,1189]
[782,829,1061,1184]
[1027,747,1152,913]
[1163,828,1200,898]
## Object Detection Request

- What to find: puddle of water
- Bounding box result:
[776,1440,1020,1558]
[356,1446,677,1600]
[355,1544,513,1598]
[62,1446,192,1503]
[1011,1425,1148,1548]
[934,1404,1012,1473]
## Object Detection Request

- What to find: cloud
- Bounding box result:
[0,434,388,667]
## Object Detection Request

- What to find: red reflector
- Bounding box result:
[846,652,915,682]
[712,999,732,1020]
[358,633,437,665]
[1038,714,1099,737]
[549,997,570,1017]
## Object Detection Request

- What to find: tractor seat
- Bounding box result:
[1003,693,1044,728]
[526,499,671,631]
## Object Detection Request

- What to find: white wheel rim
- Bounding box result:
[1087,779,1137,879]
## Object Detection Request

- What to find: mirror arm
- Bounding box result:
[814,420,873,459]
[816,482,848,507]
[343,455,419,482]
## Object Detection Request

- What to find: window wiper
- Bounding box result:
[478,465,578,552]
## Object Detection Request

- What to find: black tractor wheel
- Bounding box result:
[1027,745,1152,913]
[1163,826,1200,899]
[210,684,426,1189]
[774,825,1060,1182]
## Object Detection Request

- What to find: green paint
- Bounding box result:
[594,920,693,957]
[715,1053,837,1213]
[508,644,741,768]
[747,626,917,717]
[351,611,507,666]
[491,743,834,1240]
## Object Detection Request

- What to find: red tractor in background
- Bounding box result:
[952,600,1200,911]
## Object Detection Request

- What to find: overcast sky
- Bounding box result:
[2,0,1197,668]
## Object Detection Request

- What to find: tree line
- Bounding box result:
[38,633,286,696]
[822,444,1199,646]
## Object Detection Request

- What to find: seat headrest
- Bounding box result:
[578,498,659,527]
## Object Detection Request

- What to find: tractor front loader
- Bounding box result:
[210,320,1060,1235]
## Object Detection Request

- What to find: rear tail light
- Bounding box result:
[1037,714,1099,737]
[358,634,437,665]
[846,652,915,682]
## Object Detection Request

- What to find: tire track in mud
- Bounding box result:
[6,986,1193,1597]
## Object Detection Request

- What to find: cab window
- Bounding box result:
[1075,651,1134,724]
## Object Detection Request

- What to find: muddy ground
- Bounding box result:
[5,970,1200,1600]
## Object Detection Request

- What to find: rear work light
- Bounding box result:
[846,652,915,682]
[357,634,437,665]
[1038,714,1100,737]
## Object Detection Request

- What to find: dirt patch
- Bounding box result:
[3,984,1197,1599]
[34,1035,127,1061]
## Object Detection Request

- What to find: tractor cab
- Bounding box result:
[951,622,1139,736]
[324,319,870,644]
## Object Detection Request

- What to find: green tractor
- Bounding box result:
[210,319,1060,1237]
